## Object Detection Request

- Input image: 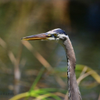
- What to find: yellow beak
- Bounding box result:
[21,33,49,41]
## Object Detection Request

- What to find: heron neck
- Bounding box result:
[63,37,82,100]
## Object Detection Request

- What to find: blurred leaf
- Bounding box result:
[10,88,66,100]
[54,64,100,84]
[76,64,100,84]
[35,93,61,100]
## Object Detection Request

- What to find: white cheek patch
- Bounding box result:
[58,34,68,39]
[48,37,59,40]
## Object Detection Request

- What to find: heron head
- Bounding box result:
[22,28,68,41]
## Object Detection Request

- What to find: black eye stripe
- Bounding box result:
[53,29,67,35]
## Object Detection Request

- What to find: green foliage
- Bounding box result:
[10,67,66,100]
[10,64,100,100]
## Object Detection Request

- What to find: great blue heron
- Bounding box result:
[22,28,82,100]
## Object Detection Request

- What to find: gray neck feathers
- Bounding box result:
[63,36,82,100]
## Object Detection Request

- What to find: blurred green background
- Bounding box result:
[0,0,100,100]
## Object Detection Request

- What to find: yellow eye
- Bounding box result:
[48,34,51,36]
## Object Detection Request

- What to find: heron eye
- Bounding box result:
[48,34,51,37]
[54,34,57,37]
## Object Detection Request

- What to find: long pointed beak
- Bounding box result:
[21,33,49,41]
